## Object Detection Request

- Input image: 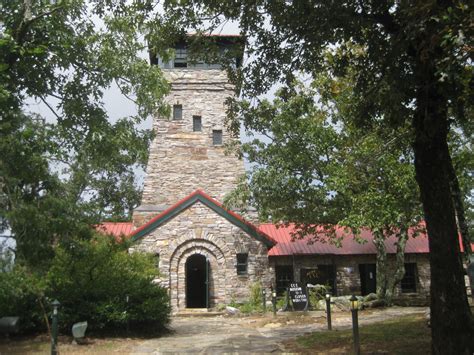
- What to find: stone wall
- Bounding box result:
[270,253,430,302]
[130,201,273,311]
[134,69,245,227]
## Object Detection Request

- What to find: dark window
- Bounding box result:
[401,263,417,293]
[193,116,202,132]
[212,130,223,145]
[174,47,187,67]
[154,253,160,269]
[275,265,293,296]
[301,265,337,296]
[173,104,182,120]
[236,253,248,275]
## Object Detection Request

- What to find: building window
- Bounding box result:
[401,263,417,293]
[301,265,337,296]
[212,130,223,145]
[154,253,160,269]
[275,265,293,296]
[236,253,248,275]
[174,47,187,67]
[193,116,202,132]
[173,104,182,120]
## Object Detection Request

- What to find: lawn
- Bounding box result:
[286,314,431,354]
[0,334,143,354]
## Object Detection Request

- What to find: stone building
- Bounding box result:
[99,35,471,311]
[129,35,275,311]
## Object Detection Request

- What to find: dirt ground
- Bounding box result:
[0,307,427,354]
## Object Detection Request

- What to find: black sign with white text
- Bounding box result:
[288,282,308,311]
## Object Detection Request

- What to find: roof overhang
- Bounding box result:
[131,190,275,247]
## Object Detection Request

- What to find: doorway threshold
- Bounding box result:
[174,308,225,317]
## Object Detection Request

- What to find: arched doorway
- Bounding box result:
[185,254,209,308]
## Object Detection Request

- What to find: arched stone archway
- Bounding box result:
[169,239,226,310]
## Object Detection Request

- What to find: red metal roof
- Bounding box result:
[97,215,474,257]
[263,224,428,256]
[96,222,133,239]
[262,223,474,256]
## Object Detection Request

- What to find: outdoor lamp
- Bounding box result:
[350,294,360,355]
[272,290,277,298]
[350,294,359,310]
[51,300,61,355]
[52,299,60,314]
[325,293,332,330]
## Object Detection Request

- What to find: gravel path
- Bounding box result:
[130,307,427,354]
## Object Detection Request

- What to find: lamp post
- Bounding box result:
[271,286,277,317]
[126,295,130,334]
[51,299,60,355]
[325,293,332,330]
[350,294,360,355]
[262,288,267,313]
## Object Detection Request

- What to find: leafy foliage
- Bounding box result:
[0,265,46,332]
[167,1,473,350]
[0,1,170,266]
[0,235,170,334]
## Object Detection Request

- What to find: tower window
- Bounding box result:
[173,104,182,120]
[193,116,202,132]
[212,130,223,145]
[236,253,248,275]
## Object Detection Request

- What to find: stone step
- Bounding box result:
[174,309,225,317]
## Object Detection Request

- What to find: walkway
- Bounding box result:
[130,307,427,354]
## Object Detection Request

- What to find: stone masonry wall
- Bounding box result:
[270,253,430,302]
[130,202,273,311]
[134,69,245,227]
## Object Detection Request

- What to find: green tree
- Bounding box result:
[165,1,473,351]
[226,79,423,305]
[0,1,169,266]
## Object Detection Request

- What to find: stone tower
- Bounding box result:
[133,36,245,226]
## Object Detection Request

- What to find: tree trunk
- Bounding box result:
[412,65,473,354]
[387,228,409,305]
[373,230,388,302]
[446,152,471,263]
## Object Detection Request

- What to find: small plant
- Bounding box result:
[249,282,263,310]
[276,290,289,310]
[308,284,331,309]
[215,303,227,311]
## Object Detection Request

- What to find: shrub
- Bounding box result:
[0,265,46,332]
[46,235,170,333]
[0,235,170,335]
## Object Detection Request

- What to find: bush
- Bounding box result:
[0,265,46,332]
[0,235,170,335]
[46,236,170,333]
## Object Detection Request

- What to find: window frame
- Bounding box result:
[236,253,248,276]
[173,104,183,120]
[212,129,223,145]
[193,115,202,132]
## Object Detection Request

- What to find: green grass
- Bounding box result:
[295,315,430,354]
